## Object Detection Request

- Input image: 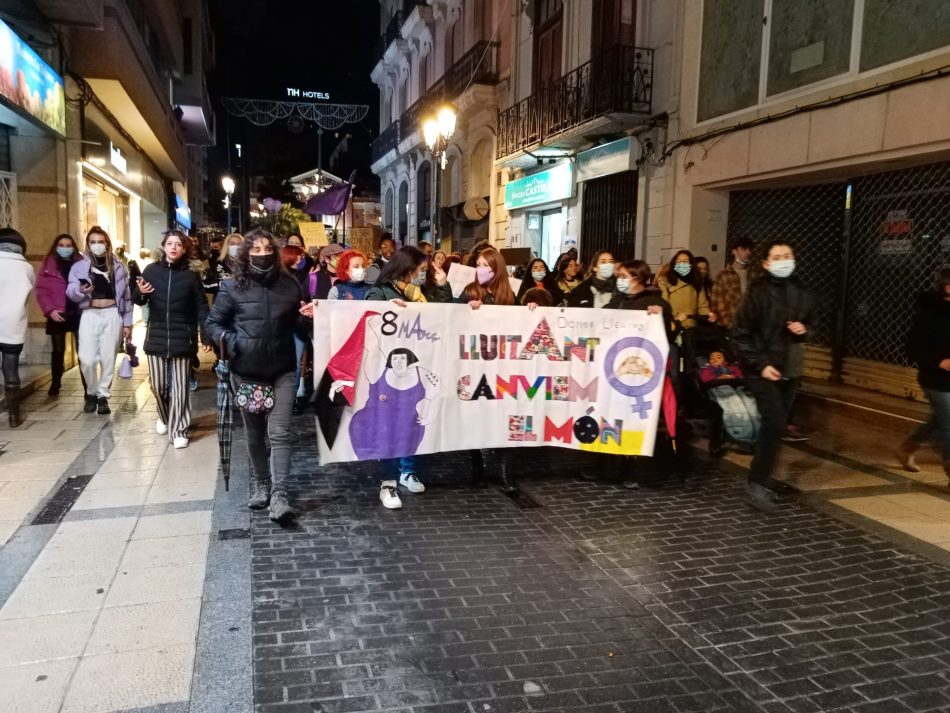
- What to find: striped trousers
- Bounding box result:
[147,355,192,440]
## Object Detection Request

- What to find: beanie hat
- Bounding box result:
[0,227,26,252]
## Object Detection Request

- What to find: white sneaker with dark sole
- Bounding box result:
[173,437,189,449]
[380,480,403,509]
[156,420,168,435]
[399,472,425,493]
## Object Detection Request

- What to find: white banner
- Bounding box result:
[312,302,669,465]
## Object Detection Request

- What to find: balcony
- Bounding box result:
[371,120,400,165]
[401,41,500,138]
[373,0,427,64]
[496,45,653,160]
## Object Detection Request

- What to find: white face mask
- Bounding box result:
[767,259,795,278]
[228,245,241,258]
[350,267,366,282]
[89,243,107,257]
[616,277,632,293]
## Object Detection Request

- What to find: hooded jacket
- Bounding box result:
[132,257,209,357]
[205,269,308,381]
[66,257,133,327]
[731,274,814,376]
[907,292,950,392]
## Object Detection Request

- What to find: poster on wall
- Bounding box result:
[0,18,65,134]
[312,302,669,465]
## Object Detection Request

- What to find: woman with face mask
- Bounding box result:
[132,231,211,448]
[554,255,583,303]
[328,249,371,301]
[515,258,559,305]
[66,227,133,416]
[656,249,715,331]
[281,244,317,414]
[568,251,616,308]
[607,260,675,340]
[36,234,84,396]
[361,246,450,507]
[461,247,515,307]
[206,229,315,524]
[217,233,244,280]
[308,244,344,300]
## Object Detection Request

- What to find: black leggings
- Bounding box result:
[0,343,23,389]
[50,330,84,389]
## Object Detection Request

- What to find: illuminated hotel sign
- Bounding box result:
[0,17,65,134]
[286,87,330,100]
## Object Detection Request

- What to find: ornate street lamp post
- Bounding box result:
[422,104,456,248]
[221,176,236,234]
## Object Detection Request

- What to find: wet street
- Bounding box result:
[1,365,950,713]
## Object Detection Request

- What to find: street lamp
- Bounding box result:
[221,176,236,233]
[422,103,456,248]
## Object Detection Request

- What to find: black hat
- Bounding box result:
[0,227,26,251]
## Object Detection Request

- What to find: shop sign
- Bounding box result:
[0,18,65,134]
[109,142,127,174]
[286,87,330,100]
[576,137,639,182]
[880,210,912,254]
[175,195,191,230]
[504,163,574,210]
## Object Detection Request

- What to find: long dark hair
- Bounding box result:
[46,233,80,261]
[664,249,701,289]
[377,245,426,285]
[233,228,286,288]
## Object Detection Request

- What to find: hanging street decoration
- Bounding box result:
[221,97,368,130]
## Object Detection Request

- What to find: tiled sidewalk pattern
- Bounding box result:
[0,361,219,713]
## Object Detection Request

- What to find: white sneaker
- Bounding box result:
[379,480,402,509]
[156,420,168,435]
[173,436,189,449]
[399,472,425,494]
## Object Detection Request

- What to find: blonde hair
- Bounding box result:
[85,226,115,278]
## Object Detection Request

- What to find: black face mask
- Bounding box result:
[249,253,276,273]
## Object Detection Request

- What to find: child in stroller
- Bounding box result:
[681,321,760,456]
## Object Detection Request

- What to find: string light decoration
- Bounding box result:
[221,97,369,130]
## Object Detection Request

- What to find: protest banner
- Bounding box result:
[312,302,669,465]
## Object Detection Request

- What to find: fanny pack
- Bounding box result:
[235,380,275,415]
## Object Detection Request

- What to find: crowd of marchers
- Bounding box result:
[0,225,947,523]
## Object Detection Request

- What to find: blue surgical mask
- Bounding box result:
[767,259,795,279]
[674,263,691,277]
[56,246,74,259]
[531,270,546,282]
[616,277,632,293]
[597,263,614,280]
[411,271,426,286]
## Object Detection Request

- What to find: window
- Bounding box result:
[475,0,493,41]
[861,0,950,71]
[417,161,432,230]
[0,124,10,172]
[767,0,853,96]
[535,0,563,28]
[398,182,409,240]
[399,74,409,113]
[420,50,430,92]
[697,0,762,121]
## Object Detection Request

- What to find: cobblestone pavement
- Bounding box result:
[249,421,950,713]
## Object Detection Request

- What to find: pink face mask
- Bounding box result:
[476,266,494,285]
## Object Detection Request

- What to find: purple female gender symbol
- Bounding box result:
[604,336,664,418]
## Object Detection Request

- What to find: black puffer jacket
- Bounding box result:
[606,286,675,344]
[907,292,950,391]
[731,274,814,375]
[205,269,308,381]
[132,258,209,357]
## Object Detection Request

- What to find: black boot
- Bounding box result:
[97,397,111,415]
[83,395,97,413]
[497,455,517,494]
[5,386,21,428]
[470,450,487,488]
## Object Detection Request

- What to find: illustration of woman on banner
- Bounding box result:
[347,334,439,461]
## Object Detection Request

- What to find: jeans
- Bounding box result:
[0,343,23,388]
[383,456,416,481]
[909,387,950,462]
[293,333,307,398]
[234,371,296,492]
[745,376,799,486]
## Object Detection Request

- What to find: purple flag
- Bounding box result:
[305,182,351,216]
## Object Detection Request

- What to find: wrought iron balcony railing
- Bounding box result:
[371,120,401,164]
[496,45,653,159]
[400,41,500,137]
[373,0,427,64]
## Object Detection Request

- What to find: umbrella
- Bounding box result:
[215,339,234,491]
[661,355,678,454]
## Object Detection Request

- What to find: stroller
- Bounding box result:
[680,319,760,456]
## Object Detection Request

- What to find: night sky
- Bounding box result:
[207,0,380,222]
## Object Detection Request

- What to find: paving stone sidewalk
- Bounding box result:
[248,422,950,713]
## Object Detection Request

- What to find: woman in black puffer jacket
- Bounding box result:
[132,230,209,448]
[206,228,314,524]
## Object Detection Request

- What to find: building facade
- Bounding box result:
[663,0,950,399]
[0,0,213,366]
[370,0,511,253]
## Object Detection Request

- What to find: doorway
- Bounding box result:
[541,208,565,270]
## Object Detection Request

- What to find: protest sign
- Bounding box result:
[312,303,669,465]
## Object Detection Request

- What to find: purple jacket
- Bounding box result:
[35,254,81,316]
[66,257,133,327]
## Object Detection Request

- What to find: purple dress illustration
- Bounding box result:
[346,343,437,460]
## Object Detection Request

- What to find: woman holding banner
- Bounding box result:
[568,251,617,309]
[363,246,449,508]
[460,247,519,492]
